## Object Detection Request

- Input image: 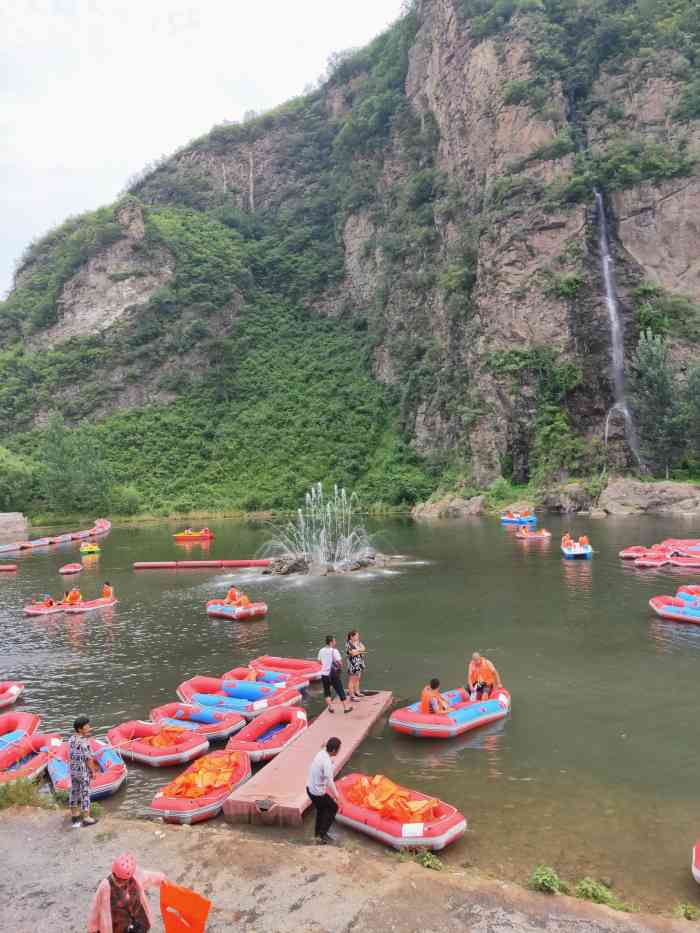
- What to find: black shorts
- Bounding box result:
[321,671,346,701]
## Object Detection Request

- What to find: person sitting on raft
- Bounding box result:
[43,594,55,608]
[66,587,83,605]
[467,652,501,700]
[234,593,252,608]
[578,535,589,547]
[101,582,113,599]
[561,533,573,548]
[420,678,453,715]
[224,586,241,604]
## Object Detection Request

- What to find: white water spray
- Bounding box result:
[264,483,371,570]
[595,190,642,464]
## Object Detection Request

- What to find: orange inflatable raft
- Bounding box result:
[173,528,215,542]
[150,749,251,824]
[107,721,209,767]
[336,773,467,850]
[0,682,24,709]
[225,707,308,762]
[149,703,246,742]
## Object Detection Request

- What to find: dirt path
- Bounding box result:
[0,808,691,932]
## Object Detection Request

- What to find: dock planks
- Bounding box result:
[223,690,393,826]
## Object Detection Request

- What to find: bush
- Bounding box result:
[528,865,567,894]
[0,779,53,810]
[0,445,38,511]
[109,484,143,515]
[674,903,699,921]
[414,850,443,871]
[574,877,628,911]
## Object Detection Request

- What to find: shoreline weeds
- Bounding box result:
[1,807,692,933]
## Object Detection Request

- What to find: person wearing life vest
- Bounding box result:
[225,587,241,604]
[101,582,113,600]
[561,533,573,548]
[420,678,452,715]
[43,594,55,608]
[579,535,589,547]
[66,588,82,605]
[467,653,501,700]
[235,593,252,608]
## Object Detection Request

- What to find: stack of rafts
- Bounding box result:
[620,539,700,569]
[0,518,111,555]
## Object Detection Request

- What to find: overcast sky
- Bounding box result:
[1,0,405,297]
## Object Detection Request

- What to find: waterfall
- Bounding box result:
[594,190,642,464]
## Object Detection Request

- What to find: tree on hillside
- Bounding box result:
[628,330,687,477]
[0,446,38,512]
[40,412,111,513]
[687,363,700,463]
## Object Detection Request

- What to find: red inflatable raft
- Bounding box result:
[0,682,24,709]
[250,656,323,682]
[0,564,17,572]
[107,721,209,767]
[59,563,83,575]
[336,773,467,850]
[0,732,62,785]
[221,666,310,690]
[173,529,215,542]
[206,599,268,621]
[63,596,118,614]
[0,711,40,742]
[23,599,65,616]
[177,676,302,720]
[225,707,308,762]
[47,737,127,799]
[670,555,700,569]
[150,750,251,824]
[149,703,246,742]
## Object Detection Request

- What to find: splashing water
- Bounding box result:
[264,483,371,570]
[595,190,642,465]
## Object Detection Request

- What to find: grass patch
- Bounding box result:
[528,864,568,894]
[674,902,699,921]
[574,877,630,912]
[0,779,54,810]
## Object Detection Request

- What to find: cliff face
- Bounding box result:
[1,0,698,508]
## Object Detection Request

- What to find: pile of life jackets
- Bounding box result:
[344,774,439,823]
[141,727,189,749]
[161,752,243,799]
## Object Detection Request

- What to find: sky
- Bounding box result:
[0,0,405,297]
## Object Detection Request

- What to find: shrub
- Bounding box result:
[674,903,699,921]
[574,877,628,911]
[414,850,443,871]
[528,865,566,894]
[0,779,53,810]
[674,79,700,122]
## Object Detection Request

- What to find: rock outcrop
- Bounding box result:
[539,483,595,514]
[0,512,28,541]
[598,479,700,515]
[412,494,485,518]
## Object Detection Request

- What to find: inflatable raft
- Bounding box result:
[635,552,670,568]
[177,676,301,720]
[106,721,209,767]
[0,564,17,572]
[692,842,700,885]
[678,585,700,600]
[225,707,308,762]
[500,512,537,525]
[63,596,118,614]
[206,599,268,621]
[0,518,111,555]
[221,666,309,690]
[0,682,24,709]
[173,529,214,542]
[0,732,62,785]
[515,529,551,540]
[150,749,251,824]
[23,599,65,616]
[250,655,323,683]
[0,711,40,747]
[561,543,593,560]
[670,555,700,569]
[389,686,511,739]
[649,595,700,624]
[59,563,83,575]
[336,773,467,850]
[47,737,127,799]
[79,543,100,554]
[149,702,246,742]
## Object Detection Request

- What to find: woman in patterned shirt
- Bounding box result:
[69,715,99,828]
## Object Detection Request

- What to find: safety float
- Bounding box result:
[0,732,62,785]
[500,511,537,525]
[173,528,215,542]
[206,599,268,621]
[23,598,65,616]
[0,564,17,572]
[79,542,101,555]
[0,682,24,709]
[692,842,700,885]
[176,676,302,720]
[106,721,209,767]
[389,686,511,739]
[221,666,309,690]
[63,596,118,614]
[649,593,700,625]
[59,563,83,575]
[515,528,551,540]
[250,655,323,683]
[149,703,246,742]
[225,707,308,762]
[336,773,467,850]
[149,749,250,824]
[47,737,127,799]
[0,711,40,747]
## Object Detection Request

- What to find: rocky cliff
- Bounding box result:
[1,0,698,512]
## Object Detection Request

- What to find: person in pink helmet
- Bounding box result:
[87,852,166,933]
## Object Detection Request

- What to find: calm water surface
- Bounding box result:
[2,514,700,910]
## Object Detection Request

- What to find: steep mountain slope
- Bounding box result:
[1,0,698,513]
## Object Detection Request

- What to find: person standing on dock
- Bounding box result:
[306,736,342,845]
[318,636,353,714]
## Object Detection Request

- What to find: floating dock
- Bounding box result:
[223,690,393,826]
[133,559,270,570]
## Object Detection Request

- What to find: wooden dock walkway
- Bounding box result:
[223,690,393,826]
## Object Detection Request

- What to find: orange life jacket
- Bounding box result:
[67,590,81,604]
[225,588,240,604]
[235,594,251,608]
[468,658,498,688]
[420,686,437,715]
[101,585,113,599]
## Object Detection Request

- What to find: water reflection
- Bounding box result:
[390,720,507,782]
[562,557,593,594]
[648,618,700,654]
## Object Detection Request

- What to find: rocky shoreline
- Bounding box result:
[0,808,691,932]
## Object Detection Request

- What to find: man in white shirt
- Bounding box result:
[306,736,342,844]
[317,635,353,714]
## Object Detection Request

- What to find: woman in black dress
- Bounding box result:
[346,630,366,701]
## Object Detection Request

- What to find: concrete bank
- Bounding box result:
[0,808,691,933]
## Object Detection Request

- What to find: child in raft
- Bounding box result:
[66,587,83,605]
[420,678,454,714]
[101,582,113,599]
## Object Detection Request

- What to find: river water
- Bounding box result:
[2,515,700,911]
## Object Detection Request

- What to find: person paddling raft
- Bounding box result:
[420,678,453,715]
[66,587,83,605]
[467,652,501,700]
[101,582,113,599]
